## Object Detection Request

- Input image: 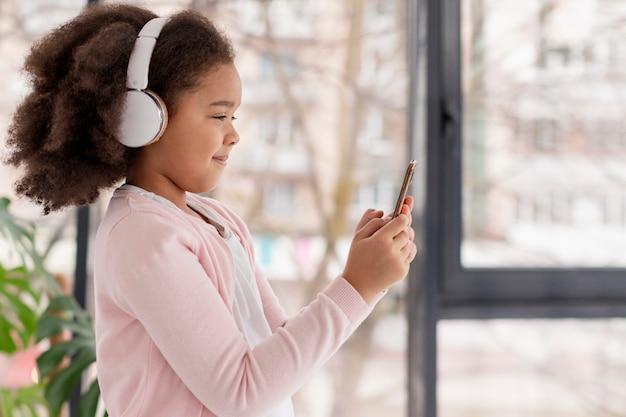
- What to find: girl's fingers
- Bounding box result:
[355,209,384,231]
[354,217,388,239]
[403,195,414,211]
[405,242,418,263]
[374,213,410,240]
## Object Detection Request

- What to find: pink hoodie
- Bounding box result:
[94,189,382,416]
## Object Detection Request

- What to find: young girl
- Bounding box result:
[5,4,417,416]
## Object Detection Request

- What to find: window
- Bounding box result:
[458,0,626,271]
[358,109,392,156]
[259,51,297,79]
[258,113,296,146]
[262,183,295,216]
[408,1,626,415]
[354,179,396,211]
[233,0,316,39]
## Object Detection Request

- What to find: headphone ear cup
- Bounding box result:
[117,90,168,148]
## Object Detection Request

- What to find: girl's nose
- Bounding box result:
[225,128,239,146]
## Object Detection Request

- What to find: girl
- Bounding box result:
[5,4,417,416]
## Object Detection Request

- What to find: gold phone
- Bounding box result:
[392,159,416,218]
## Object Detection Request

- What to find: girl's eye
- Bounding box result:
[213,116,238,121]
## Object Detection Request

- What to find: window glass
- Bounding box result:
[461,0,626,268]
[438,319,626,416]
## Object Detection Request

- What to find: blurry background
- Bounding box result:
[0,0,625,416]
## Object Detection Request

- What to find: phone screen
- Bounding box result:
[392,159,416,218]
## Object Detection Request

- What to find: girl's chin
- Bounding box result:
[190,185,218,194]
[193,179,220,194]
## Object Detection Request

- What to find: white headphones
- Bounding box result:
[117,17,170,148]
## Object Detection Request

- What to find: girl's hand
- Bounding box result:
[342,196,417,303]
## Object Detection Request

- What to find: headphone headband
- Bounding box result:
[126,17,170,90]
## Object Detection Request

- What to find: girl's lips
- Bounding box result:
[213,155,228,165]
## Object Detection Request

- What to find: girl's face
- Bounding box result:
[136,62,242,196]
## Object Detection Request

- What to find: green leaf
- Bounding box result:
[45,295,79,313]
[21,402,39,417]
[35,296,94,346]
[0,384,48,417]
[6,269,40,299]
[78,379,101,417]
[0,264,31,284]
[0,197,36,247]
[0,276,33,292]
[0,197,61,297]
[36,314,92,342]
[16,384,48,416]
[15,384,43,402]
[0,199,37,266]
[0,388,16,417]
[3,291,38,347]
[37,338,94,378]
[45,352,94,417]
[0,315,17,353]
[44,295,93,328]
[35,314,66,342]
[0,267,41,350]
[36,344,70,379]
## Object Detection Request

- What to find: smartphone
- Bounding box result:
[392,159,416,218]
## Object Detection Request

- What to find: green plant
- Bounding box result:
[36,296,100,417]
[0,263,47,417]
[0,385,47,417]
[0,263,41,359]
[0,197,104,417]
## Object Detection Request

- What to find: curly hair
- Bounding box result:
[5,3,235,214]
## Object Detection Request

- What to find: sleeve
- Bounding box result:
[104,212,380,417]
